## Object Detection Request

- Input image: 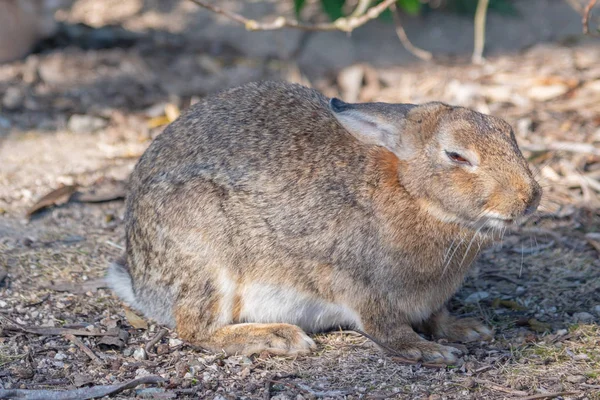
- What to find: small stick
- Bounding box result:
[519,391,579,400]
[472,378,528,396]
[0,315,118,337]
[23,294,50,308]
[64,333,103,366]
[145,328,168,354]
[0,376,164,400]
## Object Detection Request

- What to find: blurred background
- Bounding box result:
[1,1,599,398]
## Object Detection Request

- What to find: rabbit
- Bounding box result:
[106,81,541,364]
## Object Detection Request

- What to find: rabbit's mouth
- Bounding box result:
[484,216,515,228]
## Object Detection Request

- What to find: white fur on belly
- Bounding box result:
[238,283,363,333]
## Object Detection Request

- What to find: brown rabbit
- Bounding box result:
[107,81,541,363]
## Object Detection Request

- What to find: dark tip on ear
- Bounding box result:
[329,97,349,113]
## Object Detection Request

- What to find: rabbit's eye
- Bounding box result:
[446,151,472,166]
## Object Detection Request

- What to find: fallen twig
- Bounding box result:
[583,0,598,34]
[188,0,395,32]
[581,384,600,389]
[0,376,163,400]
[64,334,103,365]
[23,294,50,308]
[0,315,117,337]
[145,328,169,354]
[268,380,351,398]
[518,391,579,400]
[472,378,528,396]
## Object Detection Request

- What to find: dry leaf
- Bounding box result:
[491,299,526,311]
[26,184,79,218]
[72,179,127,203]
[527,318,551,333]
[165,103,180,122]
[125,308,148,330]
[147,115,170,128]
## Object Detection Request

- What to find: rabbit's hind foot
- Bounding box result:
[190,323,316,356]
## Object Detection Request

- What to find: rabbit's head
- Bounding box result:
[329,99,541,229]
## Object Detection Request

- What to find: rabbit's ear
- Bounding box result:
[329,98,415,159]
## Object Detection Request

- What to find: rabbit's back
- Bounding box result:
[130,81,361,193]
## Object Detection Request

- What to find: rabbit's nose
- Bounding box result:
[523,186,542,216]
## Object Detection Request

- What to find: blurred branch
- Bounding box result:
[472,0,489,64]
[583,0,598,34]
[390,3,432,61]
[564,0,583,12]
[351,0,373,17]
[188,0,396,32]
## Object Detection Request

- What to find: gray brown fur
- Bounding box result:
[107,81,541,363]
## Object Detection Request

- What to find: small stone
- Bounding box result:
[240,356,252,366]
[133,347,147,361]
[566,375,586,383]
[54,351,67,360]
[123,348,133,357]
[465,291,489,304]
[156,343,169,355]
[573,354,589,361]
[169,338,183,347]
[67,114,107,133]
[2,87,24,110]
[527,84,569,101]
[593,305,600,316]
[573,312,594,323]
[183,372,193,379]
[136,368,150,377]
[556,329,568,336]
[0,300,7,307]
[0,116,10,132]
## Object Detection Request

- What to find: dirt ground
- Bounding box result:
[1,1,600,399]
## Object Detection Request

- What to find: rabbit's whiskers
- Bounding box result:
[440,212,488,279]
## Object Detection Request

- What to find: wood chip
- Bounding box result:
[46,279,107,294]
